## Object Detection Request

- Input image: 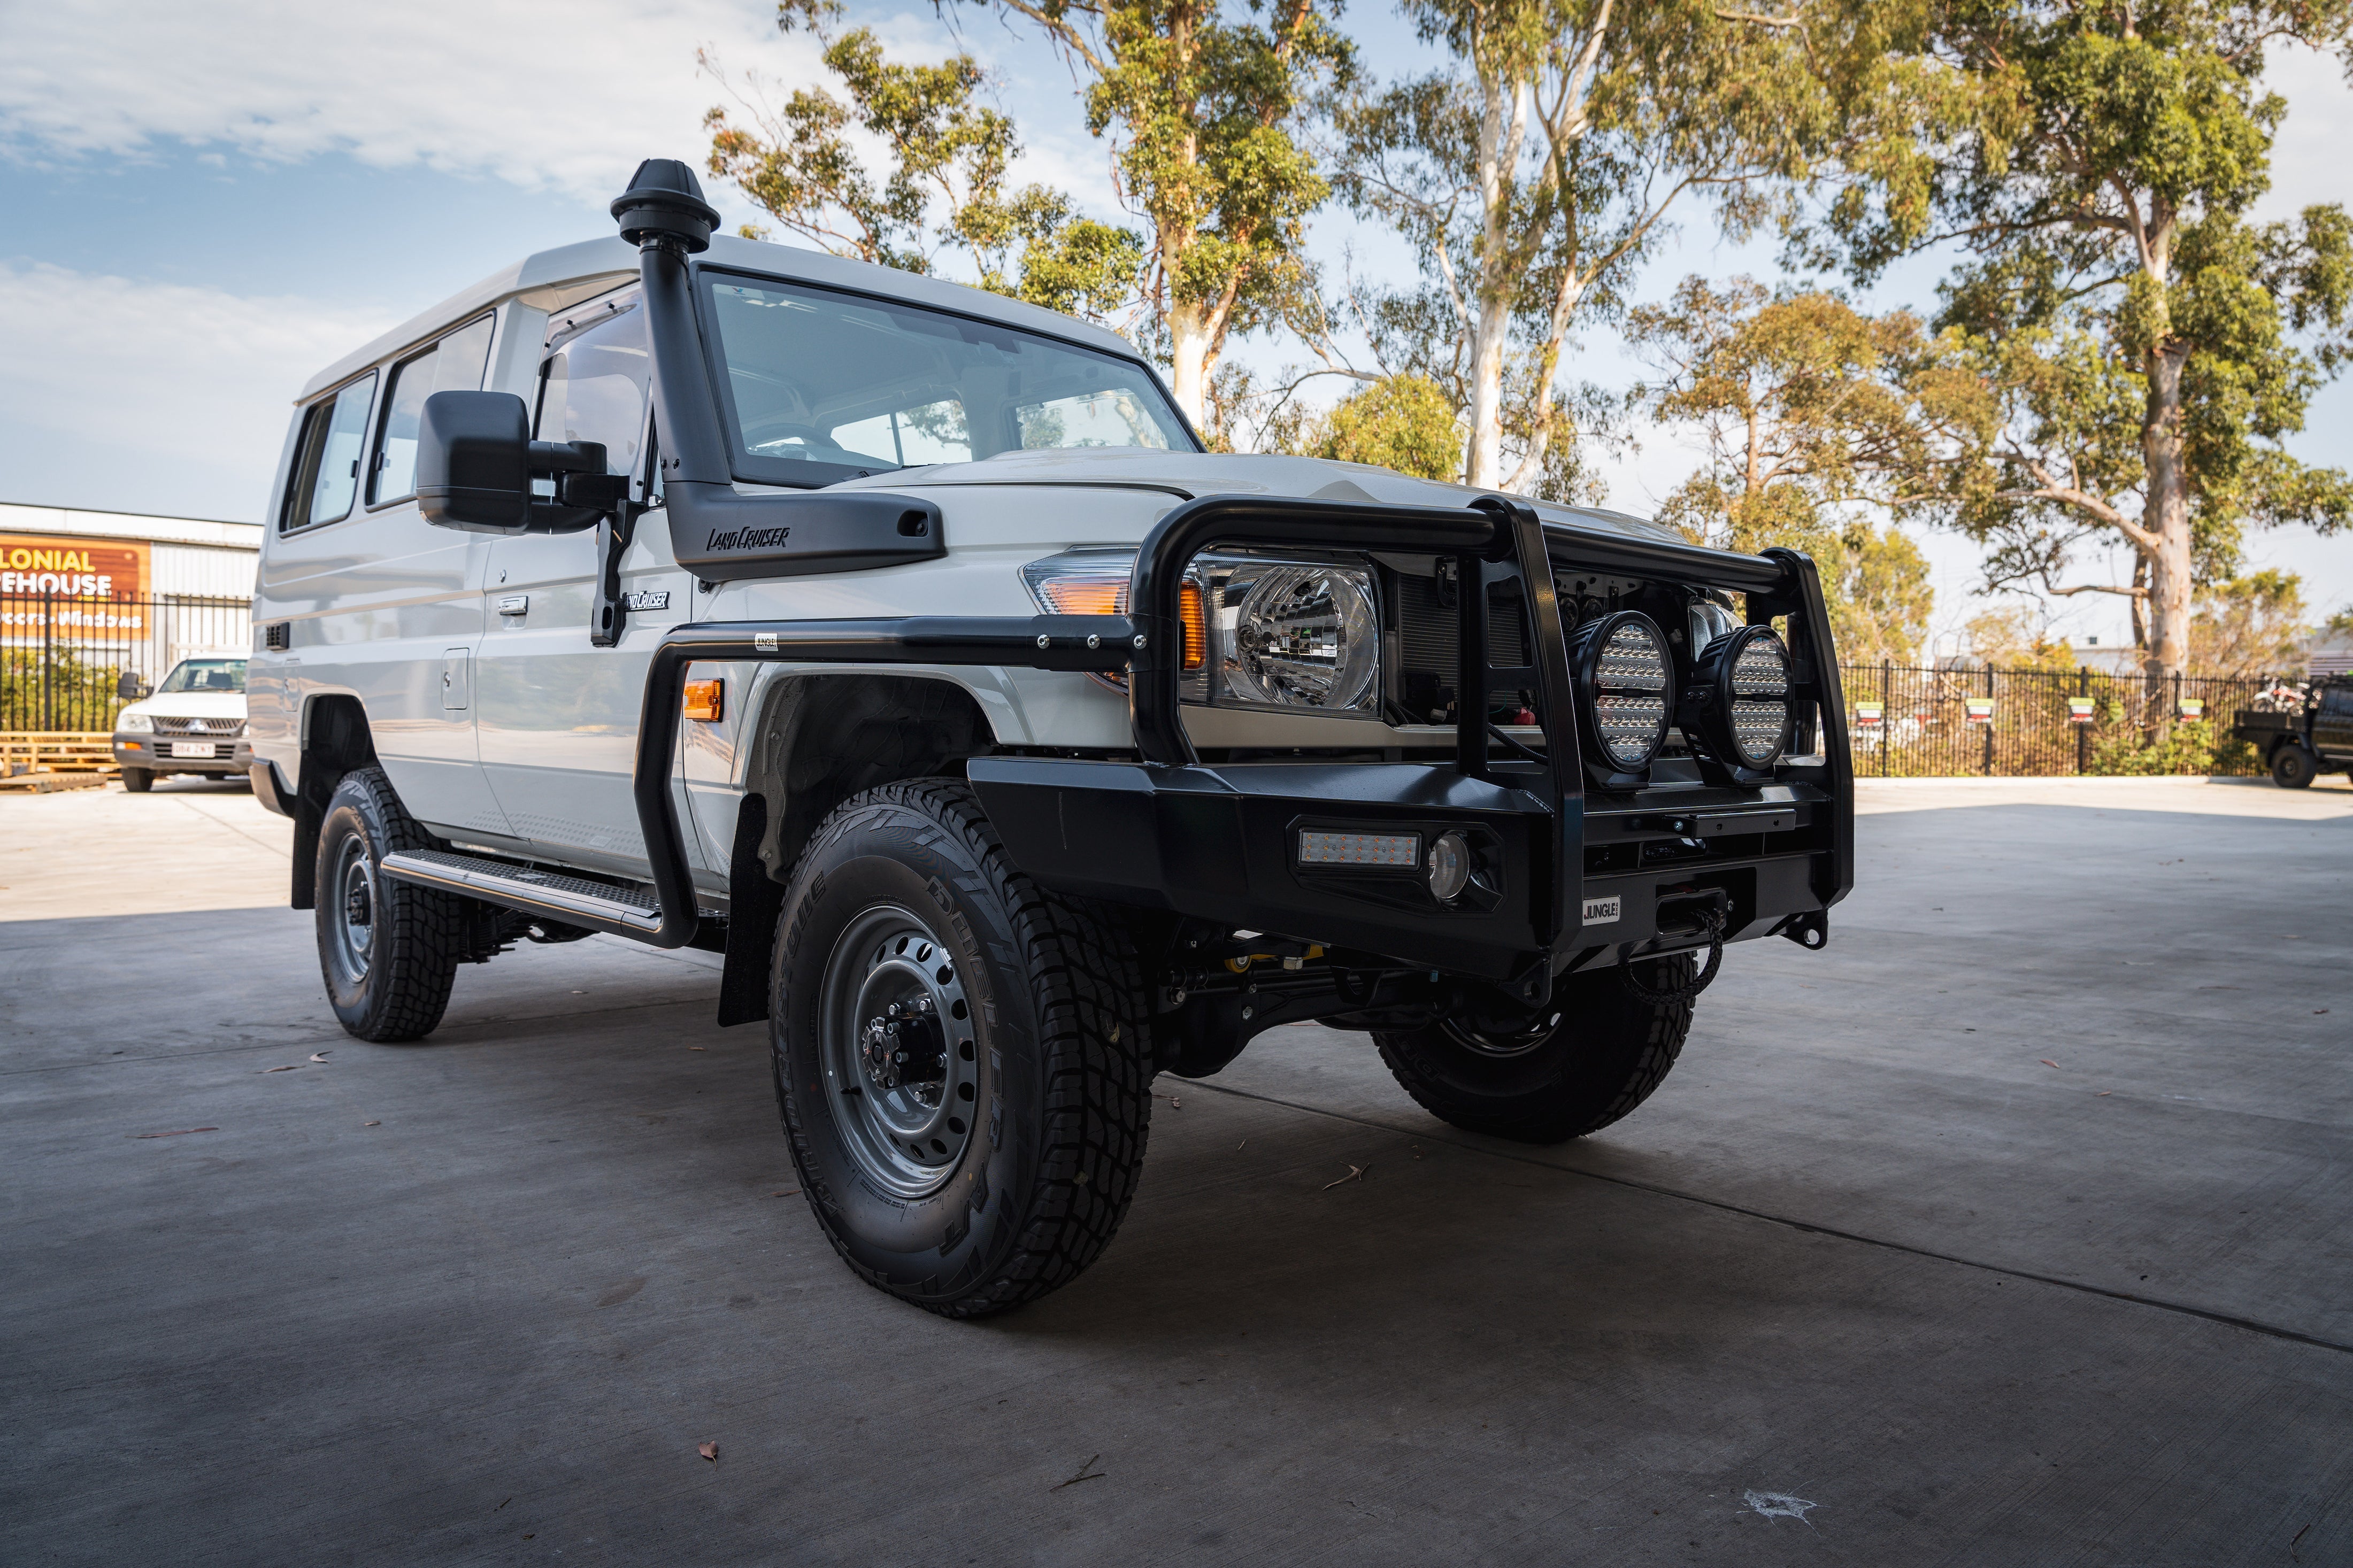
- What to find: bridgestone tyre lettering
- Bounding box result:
[121,768,152,793]
[771,778,1152,1318]
[1374,958,1694,1144]
[2273,744,2318,789]
[314,766,464,1042]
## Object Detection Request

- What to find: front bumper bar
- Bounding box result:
[618,493,1852,993]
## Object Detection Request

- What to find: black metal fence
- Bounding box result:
[1839,661,2287,777]
[2,593,251,732]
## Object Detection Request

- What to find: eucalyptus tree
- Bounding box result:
[1626,276,1945,663]
[1826,0,2353,683]
[957,0,1352,423]
[1328,0,1843,491]
[702,2,1142,316]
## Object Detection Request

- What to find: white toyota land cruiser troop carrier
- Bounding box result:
[249,161,1853,1317]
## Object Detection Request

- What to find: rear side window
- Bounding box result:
[279,374,378,534]
[2325,688,2353,717]
[370,314,496,506]
[535,300,649,475]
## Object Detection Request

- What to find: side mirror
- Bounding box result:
[116,671,149,701]
[417,391,532,530]
[416,391,614,533]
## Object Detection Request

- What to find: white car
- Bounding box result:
[245,159,1853,1317]
[112,656,252,792]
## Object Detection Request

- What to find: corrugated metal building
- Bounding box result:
[0,501,260,599]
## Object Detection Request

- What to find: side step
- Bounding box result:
[379,849,712,942]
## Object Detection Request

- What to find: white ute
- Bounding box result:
[247,160,1854,1316]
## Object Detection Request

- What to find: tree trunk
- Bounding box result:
[2139,341,2193,696]
[1463,73,1526,489]
[1168,299,1213,429]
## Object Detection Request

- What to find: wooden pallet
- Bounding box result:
[1,732,118,783]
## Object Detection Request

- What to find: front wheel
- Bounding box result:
[1375,959,1694,1144]
[2273,745,2319,789]
[771,779,1152,1318]
[121,768,153,793]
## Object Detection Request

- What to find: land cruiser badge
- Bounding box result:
[1582,895,1621,925]
[622,590,670,612]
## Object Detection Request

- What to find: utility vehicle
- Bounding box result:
[248,161,1853,1316]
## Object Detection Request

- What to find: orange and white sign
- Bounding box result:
[0,534,154,645]
[0,534,151,600]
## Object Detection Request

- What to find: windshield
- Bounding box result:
[157,659,247,694]
[703,273,1194,488]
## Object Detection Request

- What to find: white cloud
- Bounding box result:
[0,261,392,519]
[0,0,816,205]
[0,0,1117,221]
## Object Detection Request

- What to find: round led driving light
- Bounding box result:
[1692,625,1794,770]
[1219,564,1379,712]
[1567,611,1672,774]
[1426,831,1472,902]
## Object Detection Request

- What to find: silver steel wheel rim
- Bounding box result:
[819,904,978,1200]
[1442,1009,1564,1060]
[329,837,375,985]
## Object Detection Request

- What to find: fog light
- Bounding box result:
[1298,829,1419,868]
[1426,831,1471,901]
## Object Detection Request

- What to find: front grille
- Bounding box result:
[1392,570,1531,719]
[150,716,246,737]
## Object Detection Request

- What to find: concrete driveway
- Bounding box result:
[4,774,2350,1565]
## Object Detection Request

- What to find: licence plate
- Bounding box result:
[170,741,217,759]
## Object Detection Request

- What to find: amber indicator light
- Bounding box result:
[682,679,724,722]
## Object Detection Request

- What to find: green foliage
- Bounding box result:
[701,3,1143,319]
[1327,1,1848,489]
[961,1,1353,414]
[2189,567,2307,677]
[1307,375,1463,479]
[2085,717,2255,776]
[1819,0,2353,678]
[1,647,124,732]
[1625,276,1942,662]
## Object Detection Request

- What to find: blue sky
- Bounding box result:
[2,0,2346,648]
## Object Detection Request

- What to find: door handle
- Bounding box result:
[496,594,528,616]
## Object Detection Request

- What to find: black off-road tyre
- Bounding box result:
[121,767,153,793]
[2273,744,2319,789]
[1375,957,1695,1144]
[771,778,1152,1318]
[314,766,465,1042]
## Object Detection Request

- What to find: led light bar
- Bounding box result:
[1298,829,1420,868]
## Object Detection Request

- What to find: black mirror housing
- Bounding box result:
[116,670,148,701]
[417,391,613,534]
[417,391,532,531]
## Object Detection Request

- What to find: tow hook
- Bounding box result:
[1623,887,1728,1005]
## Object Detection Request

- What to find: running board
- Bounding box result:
[378,849,711,942]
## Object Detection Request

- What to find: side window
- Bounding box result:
[370,314,496,506]
[535,301,649,476]
[2324,688,2353,717]
[279,374,378,534]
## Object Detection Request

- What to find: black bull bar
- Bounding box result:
[630,493,1854,996]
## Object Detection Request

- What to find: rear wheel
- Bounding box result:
[314,767,465,1041]
[121,768,152,793]
[1375,959,1694,1144]
[2273,744,2318,789]
[771,778,1152,1318]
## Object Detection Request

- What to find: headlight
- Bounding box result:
[1022,551,1380,715]
[1689,625,1793,770]
[1568,611,1671,772]
[1212,561,1380,714]
[118,709,153,732]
